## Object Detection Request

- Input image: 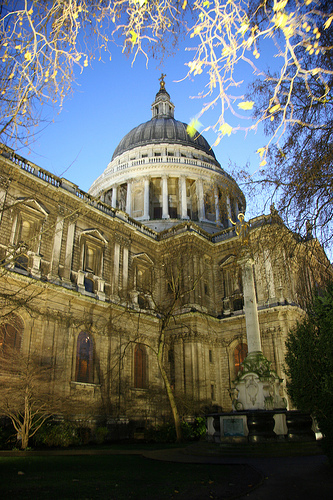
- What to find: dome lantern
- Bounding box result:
[151,73,175,119]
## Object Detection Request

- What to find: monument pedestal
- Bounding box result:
[232,351,287,411]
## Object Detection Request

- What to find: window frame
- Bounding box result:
[75,331,94,384]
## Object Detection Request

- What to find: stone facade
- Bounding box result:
[0,82,331,429]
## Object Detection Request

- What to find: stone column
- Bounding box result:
[233,251,286,411]
[196,178,205,221]
[180,176,189,219]
[234,199,239,219]
[162,175,169,219]
[239,255,262,354]
[122,246,129,292]
[63,217,76,282]
[0,177,10,224]
[48,214,64,280]
[226,195,232,227]
[143,177,150,220]
[9,213,18,246]
[126,180,132,216]
[112,185,117,208]
[174,340,185,393]
[113,241,120,296]
[214,186,220,223]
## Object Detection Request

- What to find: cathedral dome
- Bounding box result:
[89,76,245,234]
[111,116,218,163]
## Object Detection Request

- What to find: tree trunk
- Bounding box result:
[157,348,182,442]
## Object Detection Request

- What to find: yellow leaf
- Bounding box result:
[273,0,288,11]
[187,118,202,137]
[269,104,281,113]
[219,123,233,136]
[182,0,187,9]
[256,147,266,159]
[130,30,137,44]
[203,1,210,7]
[238,101,254,110]
[324,15,333,30]
[24,51,32,61]
[283,25,294,38]
[237,23,249,35]
[274,12,288,29]
[260,160,267,167]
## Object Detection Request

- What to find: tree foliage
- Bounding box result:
[1,1,332,244]
[0,0,183,144]
[249,0,333,247]
[1,1,332,144]
[285,283,333,461]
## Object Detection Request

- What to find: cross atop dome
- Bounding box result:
[151,74,175,119]
[159,73,166,90]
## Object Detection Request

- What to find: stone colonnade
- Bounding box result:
[109,174,239,224]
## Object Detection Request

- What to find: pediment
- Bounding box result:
[219,254,236,267]
[80,229,108,244]
[132,252,154,266]
[15,197,49,216]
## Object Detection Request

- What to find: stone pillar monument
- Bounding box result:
[231,214,287,411]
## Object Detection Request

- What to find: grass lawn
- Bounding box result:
[0,452,258,499]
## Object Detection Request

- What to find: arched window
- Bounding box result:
[234,343,248,374]
[0,315,23,357]
[134,344,147,389]
[75,332,94,383]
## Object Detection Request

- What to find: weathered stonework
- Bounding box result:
[0,85,331,429]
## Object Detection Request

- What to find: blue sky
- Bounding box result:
[18,41,269,219]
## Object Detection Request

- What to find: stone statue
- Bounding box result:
[306,220,313,240]
[270,203,278,216]
[229,213,249,245]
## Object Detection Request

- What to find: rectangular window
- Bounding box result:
[209,350,213,363]
[211,384,215,401]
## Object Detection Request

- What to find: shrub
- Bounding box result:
[34,421,79,448]
[285,284,333,463]
[95,426,109,444]
[0,420,15,449]
[146,417,207,443]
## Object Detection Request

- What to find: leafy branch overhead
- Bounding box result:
[0,1,332,153]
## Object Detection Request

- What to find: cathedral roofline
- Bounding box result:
[0,143,288,246]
